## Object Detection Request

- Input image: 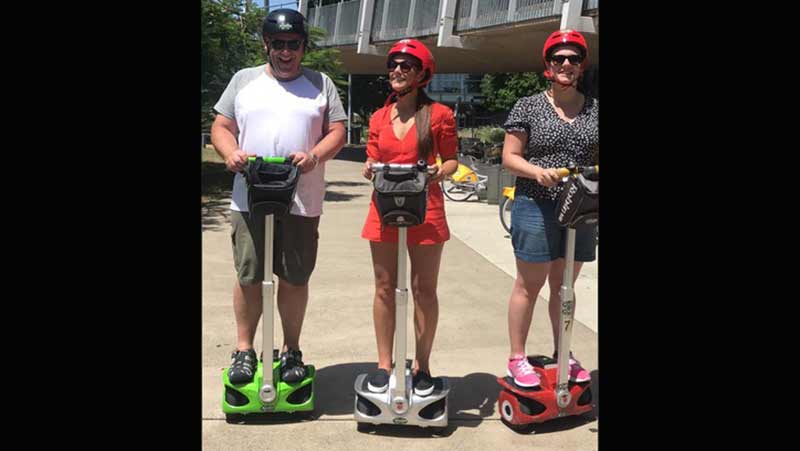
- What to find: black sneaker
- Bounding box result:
[279,348,307,383]
[413,371,434,396]
[228,349,257,384]
[367,369,389,393]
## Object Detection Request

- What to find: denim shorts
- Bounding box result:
[510,195,597,263]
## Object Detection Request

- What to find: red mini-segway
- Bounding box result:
[497,164,598,431]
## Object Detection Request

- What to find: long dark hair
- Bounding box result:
[414,89,434,161]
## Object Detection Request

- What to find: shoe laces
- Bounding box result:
[282,349,303,365]
[231,350,256,371]
[512,357,535,376]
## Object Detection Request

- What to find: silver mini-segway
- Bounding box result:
[354,161,449,432]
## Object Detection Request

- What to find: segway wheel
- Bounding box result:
[225,413,245,424]
[293,410,317,421]
[499,393,536,434]
[501,417,536,434]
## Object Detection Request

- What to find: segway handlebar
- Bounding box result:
[248,156,290,164]
[555,164,599,179]
[370,160,437,175]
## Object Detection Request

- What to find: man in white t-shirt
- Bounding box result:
[210,9,347,385]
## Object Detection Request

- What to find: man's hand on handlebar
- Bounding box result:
[289,152,319,174]
[225,149,256,173]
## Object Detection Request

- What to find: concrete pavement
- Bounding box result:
[202,154,598,450]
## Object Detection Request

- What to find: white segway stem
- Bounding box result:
[391,227,409,412]
[260,213,276,402]
[556,227,577,409]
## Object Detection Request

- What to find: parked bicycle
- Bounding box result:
[439,153,488,202]
[499,185,515,234]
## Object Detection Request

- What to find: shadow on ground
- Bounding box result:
[313,363,502,437]
[220,366,598,435]
[202,161,234,232]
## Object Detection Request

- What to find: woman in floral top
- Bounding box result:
[501,30,598,388]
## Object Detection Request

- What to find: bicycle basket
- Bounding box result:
[556,173,598,227]
[373,169,428,227]
[244,160,300,216]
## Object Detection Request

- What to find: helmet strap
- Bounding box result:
[555,79,577,89]
[396,86,415,98]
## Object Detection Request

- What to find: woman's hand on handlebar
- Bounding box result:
[289,152,318,174]
[533,166,562,188]
[362,159,376,180]
[428,164,445,184]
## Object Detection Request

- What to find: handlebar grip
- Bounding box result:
[248,156,288,164]
[583,165,599,178]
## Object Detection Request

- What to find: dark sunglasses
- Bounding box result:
[387,60,419,72]
[271,39,302,51]
[549,54,583,65]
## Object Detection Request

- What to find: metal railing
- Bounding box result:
[515,0,558,22]
[309,0,598,47]
[455,0,559,32]
[584,0,599,12]
[371,0,442,43]
[268,1,299,11]
[308,0,362,46]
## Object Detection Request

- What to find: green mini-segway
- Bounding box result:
[222,156,315,420]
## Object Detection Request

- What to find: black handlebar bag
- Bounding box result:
[244,160,300,217]
[373,169,428,227]
[556,173,598,227]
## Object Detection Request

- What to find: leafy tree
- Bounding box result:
[302,26,348,105]
[479,72,549,112]
[202,0,267,130]
[201,1,348,130]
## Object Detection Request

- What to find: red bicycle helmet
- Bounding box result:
[542,29,588,80]
[387,39,435,88]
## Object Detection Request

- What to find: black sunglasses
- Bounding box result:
[549,54,583,65]
[387,60,419,72]
[271,39,302,51]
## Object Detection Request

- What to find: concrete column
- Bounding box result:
[357,0,380,54]
[298,0,309,17]
[334,0,343,44]
[406,0,417,37]
[470,0,479,28]
[380,0,391,41]
[559,0,596,34]
[507,0,517,22]
[438,0,479,49]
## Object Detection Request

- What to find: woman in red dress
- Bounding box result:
[360,39,459,396]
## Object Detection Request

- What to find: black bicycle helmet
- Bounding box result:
[262,9,308,40]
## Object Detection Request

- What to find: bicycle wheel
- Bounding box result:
[500,196,513,234]
[441,178,474,201]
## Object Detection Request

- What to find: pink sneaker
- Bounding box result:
[507,355,541,387]
[568,355,591,383]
